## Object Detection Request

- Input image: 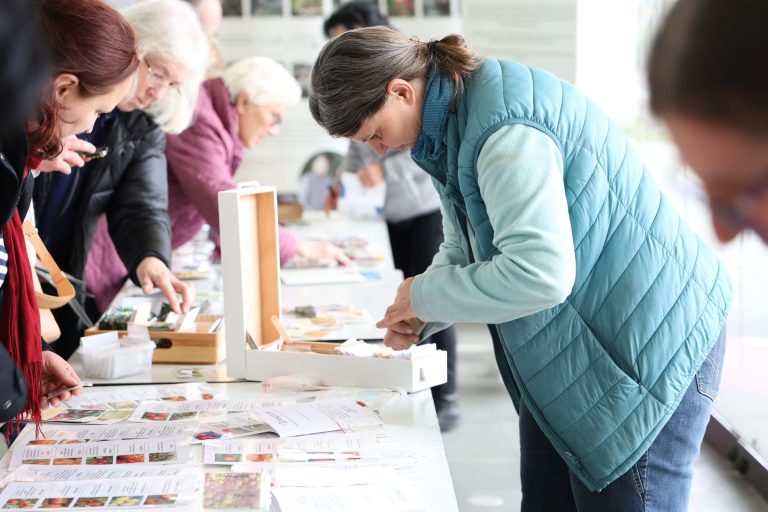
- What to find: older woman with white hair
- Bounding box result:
[34,0,210,359]
[165,57,349,264]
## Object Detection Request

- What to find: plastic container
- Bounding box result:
[79,331,155,379]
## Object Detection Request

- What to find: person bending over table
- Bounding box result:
[310,27,731,511]
[165,56,349,265]
[35,0,210,359]
[322,1,461,432]
[2,0,139,431]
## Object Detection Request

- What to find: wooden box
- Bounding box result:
[218,182,447,392]
[277,198,303,223]
[83,314,225,364]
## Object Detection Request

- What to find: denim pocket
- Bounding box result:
[695,329,726,401]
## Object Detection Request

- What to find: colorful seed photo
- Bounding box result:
[116,454,145,464]
[204,473,264,509]
[73,497,109,508]
[86,456,114,465]
[2,499,39,509]
[40,498,73,508]
[107,496,141,507]
[140,412,170,421]
[193,431,222,441]
[168,412,197,421]
[147,452,176,463]
[213,453,242,463]
[143,495,177,506]
[52,457,82,465]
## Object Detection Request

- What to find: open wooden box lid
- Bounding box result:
[219,182,281,378]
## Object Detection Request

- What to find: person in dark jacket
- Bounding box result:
[2,0,138,431]
[34,0,209,360]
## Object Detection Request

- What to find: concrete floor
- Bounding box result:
[442,323,768,512]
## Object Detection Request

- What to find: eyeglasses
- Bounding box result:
[144,58,180,95]
[674,171,768,241]
[247,102,283,129]
[709,174,768,239]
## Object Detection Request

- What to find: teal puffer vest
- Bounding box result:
[413,58,732,491]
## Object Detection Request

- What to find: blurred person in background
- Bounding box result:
[34,0,209,359]
[165,56,350,266]
[182,0,226,76]
[2,0,139,431]
[649,0,768,245]
[322,1,461,432]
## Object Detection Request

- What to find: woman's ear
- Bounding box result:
[235,91,249,114]
[52,73,79,102]
[387,79,416,105]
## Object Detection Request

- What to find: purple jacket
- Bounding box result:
[166,77,297,259]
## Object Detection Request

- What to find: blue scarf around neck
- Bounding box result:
[411,68,453,161]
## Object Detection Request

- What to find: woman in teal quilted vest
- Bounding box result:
[309,27,732,511]
[649,0,768,245]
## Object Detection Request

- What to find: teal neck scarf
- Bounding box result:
[411,69,453,161]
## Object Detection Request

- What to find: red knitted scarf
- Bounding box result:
[1,164,43,438]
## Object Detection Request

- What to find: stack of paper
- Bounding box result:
[0,383,429,512]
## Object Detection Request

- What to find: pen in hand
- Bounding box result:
[46,380,93,400]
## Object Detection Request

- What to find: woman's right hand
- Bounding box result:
[35,135,96,174]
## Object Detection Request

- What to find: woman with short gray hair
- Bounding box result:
[165,57,349,265]
[310,26,731,510]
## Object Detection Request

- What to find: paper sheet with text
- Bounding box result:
[9,438,191,471]
[250,399,383,437]
[63,383,224,410]
[0,473,198,510]
[203,432,380,465]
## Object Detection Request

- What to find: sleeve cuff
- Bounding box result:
[128,251,169,285]
[411,273,433,321]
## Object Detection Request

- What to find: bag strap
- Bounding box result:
[22,221,76,309]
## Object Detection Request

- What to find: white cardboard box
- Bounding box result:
[218,182,447,392]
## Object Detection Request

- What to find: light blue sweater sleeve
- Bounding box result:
[411,124,576,325]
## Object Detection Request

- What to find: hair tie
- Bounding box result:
[427,40,438,55]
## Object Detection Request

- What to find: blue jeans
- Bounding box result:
[519,330,726,512]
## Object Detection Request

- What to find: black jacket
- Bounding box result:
[33,109,172,285]
[0,130,33,422]
[34,110,172,359]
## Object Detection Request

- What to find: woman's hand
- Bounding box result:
[296,240,351,266]
[41,351,82,409]
[376,277,420,350]
[35,136,97,174]
[136,256,195,313]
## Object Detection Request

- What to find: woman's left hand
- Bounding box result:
[296,240,351,266]
[41,351,82,409]
[376,277,420,349]
[136,256,195,313]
